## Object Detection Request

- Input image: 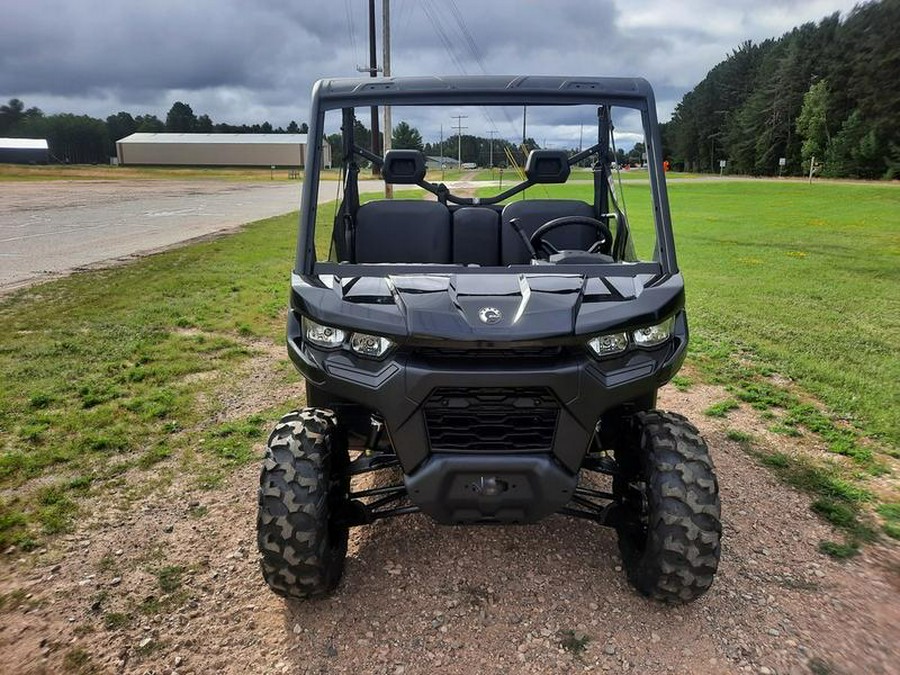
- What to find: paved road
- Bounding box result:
[0,179,381,292]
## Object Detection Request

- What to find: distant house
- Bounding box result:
[425,155,460,170]
[115,133,332,168]
[0,138,49,164]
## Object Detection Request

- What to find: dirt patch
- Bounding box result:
[1,363,897,674]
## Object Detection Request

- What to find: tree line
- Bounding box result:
[662,0,899,178]
[0,99,308,164]
[328,119,645,169]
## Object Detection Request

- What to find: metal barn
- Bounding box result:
[115,133,331,168]
[0,138,49,164]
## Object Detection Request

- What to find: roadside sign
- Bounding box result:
[779,157,786,166]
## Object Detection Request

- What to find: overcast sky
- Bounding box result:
[3,0,861,147]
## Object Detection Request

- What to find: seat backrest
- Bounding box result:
[452,207,501,266]
[500,199,595,265]
[354,200,452,263]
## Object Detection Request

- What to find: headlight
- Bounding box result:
[587,331,629,357]
[632,316,675,348]
[350,332,394,358]
[302,317,346,348]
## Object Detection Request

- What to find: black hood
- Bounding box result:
[291,272,683,343]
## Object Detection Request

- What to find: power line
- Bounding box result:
[343,0,360,72]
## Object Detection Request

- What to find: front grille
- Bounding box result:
[414,346,564,360]
[423,387,559,451]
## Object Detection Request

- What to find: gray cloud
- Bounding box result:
[2,0,859,140]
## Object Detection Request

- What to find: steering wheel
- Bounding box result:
[528,215,613,259]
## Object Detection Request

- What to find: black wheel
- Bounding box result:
[614,411,721,603]
[257,408,350,599]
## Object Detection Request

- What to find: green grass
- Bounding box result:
[704,399,740,417]
[0,210,303,547]
[479,180,899,449]
[877,503,900,539]
[725,429,753,443]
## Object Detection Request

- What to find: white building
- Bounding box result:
[115,133,331,168]
[0,137,49,164]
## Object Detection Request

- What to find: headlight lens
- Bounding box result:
[587,331,629,356]
[632,316,675,347]
[302,317,346,348]
[350,332,394,358]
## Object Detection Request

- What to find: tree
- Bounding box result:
[391,120,424,150]
[135,115,164,132]
[106,112,137,142]
[627,142,646,165]
[299,122,309,134]
[286,120,300,133]
[0,98,25,134]
[41,114,110,163]
[796,80,831,166]
[825,110,881,179]
[165,102,197,132]
[260,121,273,133]
[196,114,213,133]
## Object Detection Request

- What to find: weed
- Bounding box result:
[559,629,591,655]
[0,588,29,612]
[157,565,184,593]
[36,485,76,535]
[876,503,900,539]
[734,382,791,410]
[103,612,131,630]
[73,623,95,637]
[704,399,740,418]
[139,596,161,615]
[209,416,266,466]
[29,392,53,409]
[62,647,95,674]
[137,443,172,469]
[769,423,802,437]
[808,657,835,675]
[670,375,692,391]
[818,540,859,559]
[187,504,208,519]
[811,499,858,529]
[725,429,752,443]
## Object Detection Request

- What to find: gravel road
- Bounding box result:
[0,350,896,675]
[0,179,381,292]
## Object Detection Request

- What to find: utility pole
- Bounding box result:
[488,130,496,170]
[451,114,467,173]
[440,124,444,181]
[382,0,392,198]
[367,0,380,176]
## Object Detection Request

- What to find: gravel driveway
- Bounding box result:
[0,179,380,292]
[0,356,896,675]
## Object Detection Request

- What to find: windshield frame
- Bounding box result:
[297,76,677,279]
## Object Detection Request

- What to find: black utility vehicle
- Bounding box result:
[257,76,721,604]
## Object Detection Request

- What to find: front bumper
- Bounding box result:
[286,310,688,477]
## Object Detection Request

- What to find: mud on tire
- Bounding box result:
[615,411,721,603]
[257,408,350,599]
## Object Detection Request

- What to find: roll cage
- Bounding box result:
[296,75,678,278]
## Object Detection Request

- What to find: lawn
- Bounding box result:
[480,180,900,448]
[0,178,897,549]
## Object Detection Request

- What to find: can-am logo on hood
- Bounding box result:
[478,307,503,324]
